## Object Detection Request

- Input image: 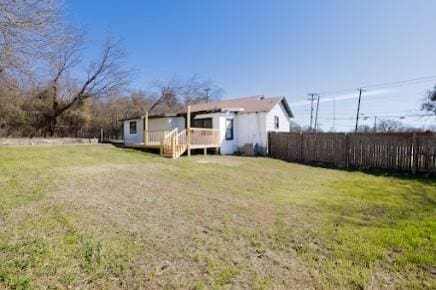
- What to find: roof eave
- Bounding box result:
[118,115,144,122]
[280,97,294,118]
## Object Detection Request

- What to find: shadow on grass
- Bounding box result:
[112,143,220,158]
[269,156,436,180]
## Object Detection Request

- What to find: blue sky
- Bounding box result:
[69,0,436,131]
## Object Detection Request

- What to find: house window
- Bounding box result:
[274,115,279,130]
[192,118,212,128]
[129,121,137,134]
[225,118,233,140]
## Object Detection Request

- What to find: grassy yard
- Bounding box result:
[0,145,435,289]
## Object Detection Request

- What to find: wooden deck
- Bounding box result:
[127,106,220,159]
[128,127,220,159]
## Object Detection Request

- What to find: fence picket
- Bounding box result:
[268,131,435,175]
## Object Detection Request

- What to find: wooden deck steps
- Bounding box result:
[143,128,220,159]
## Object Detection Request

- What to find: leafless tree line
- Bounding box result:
[0,1,222,138]
[422,85,436,116]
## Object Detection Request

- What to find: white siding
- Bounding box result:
[234,101,291,154]
[266,101,291,133]
[123,117,185,145]
[195,103,291,155]
[122,101,292,154]
[235,112,267,153]
[148,118,169,131]
[123,118,144,145]
[194,112,237,155]
[170,117,185,131]
[148,117,185,131]
[218,113,237,154]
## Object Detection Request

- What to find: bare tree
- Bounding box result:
[150,75,223,113]
[36,36,129,136]
[422,85,436,115]
[179,74,223,105]
[87,90,156,140]
[376,119,408,132]
[0,0,63,82]
[148,85,180,114]
[289,120,302,132]
[356,125,373,133]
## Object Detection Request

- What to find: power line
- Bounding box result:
[332,109,418,116]
[315,74,436,96]
[303,74,436,130]
[319,113,434,121]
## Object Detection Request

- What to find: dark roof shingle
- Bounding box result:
[179,95,293,116]
[121,96,293,121]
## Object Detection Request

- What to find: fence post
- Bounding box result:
[286,133,290,161]
[425,132,431,171]
[345,133,349,169]
[411,133,418,175]
[100,128,104,143]
[300,132,304,162]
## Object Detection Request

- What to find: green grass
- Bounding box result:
[0,145,435,289]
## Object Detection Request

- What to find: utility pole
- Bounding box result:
[204,88,211,103]
[354,88,365,133]
[314,94,320,132]
[308,93,317,130]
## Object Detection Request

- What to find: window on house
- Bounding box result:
[225,118,233,140]
[192,118,212,128]
[129,121,137,134]
[274,115,279,129]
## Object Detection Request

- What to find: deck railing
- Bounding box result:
[173,129,188,158]
[143,127,220,158]
[145,129,170,145]
[161,129,178,156]
[189,128,220,147]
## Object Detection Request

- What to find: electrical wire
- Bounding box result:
[315,75,436,96]
[318,113,434,121]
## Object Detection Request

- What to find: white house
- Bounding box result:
[121,95,293,157]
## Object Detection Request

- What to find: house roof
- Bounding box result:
[119,115,143,122]
[179,95,294,117]
[119,95,293,121]
[119,113,178,121]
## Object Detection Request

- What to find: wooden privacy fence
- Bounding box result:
[268,131,436,175]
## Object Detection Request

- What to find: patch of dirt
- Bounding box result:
[2,159,317,289]
[193,155,244,166]
[43,161,314,288]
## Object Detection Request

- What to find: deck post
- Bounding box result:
[144,111,149,146]
[160,139,163,156]
[203,148,207,156]
[187,105,191,157]
[171,136,175,158]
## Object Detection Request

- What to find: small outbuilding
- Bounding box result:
[121,95,293,158]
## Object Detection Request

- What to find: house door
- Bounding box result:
[192,118,212,128]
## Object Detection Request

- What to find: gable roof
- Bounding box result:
[119,95,294,121]
[179,95,293,117]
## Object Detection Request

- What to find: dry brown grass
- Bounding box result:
[0,145,435,289]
